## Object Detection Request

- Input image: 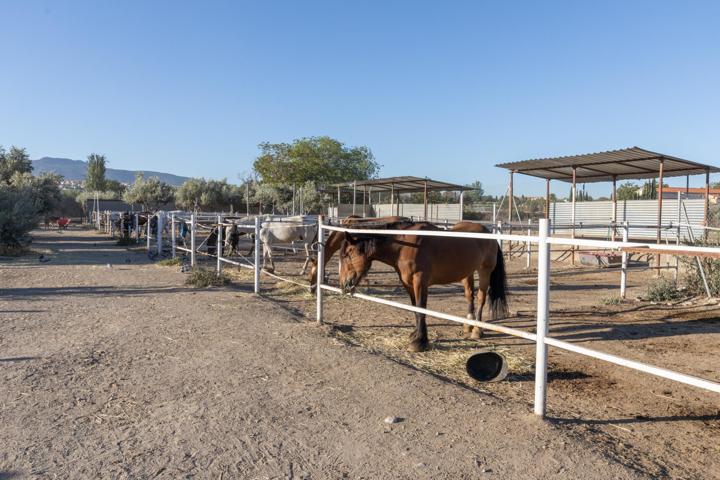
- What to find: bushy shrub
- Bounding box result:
[185,268,230,288]
[681,239,720,297]
[157,257,182,266]
[645,277,684,302]
[0,185,40,246]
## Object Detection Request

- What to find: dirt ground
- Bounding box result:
[0,228,718,479]
[230,234,720,479]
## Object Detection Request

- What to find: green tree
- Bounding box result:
[569,185,593,202]
[11,172,63,219]
[0,146,33,184]
[123,174,175,211]
[175,178,243,212]
[253,136,380,186]
[463,180,485,203]
[104,179,126,198]
[616,182,640,200]
[85,153,107,192]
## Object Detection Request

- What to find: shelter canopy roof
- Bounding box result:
[330,176,469,193]
[495,147,720,183]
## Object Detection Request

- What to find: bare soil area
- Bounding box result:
[0,228,717,479]
[239,236,720,479]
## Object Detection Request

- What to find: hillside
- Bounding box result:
[32,157,190,186]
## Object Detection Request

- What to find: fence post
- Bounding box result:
[526,219,532,270]
[157,213,163,256]
[190,214,196,268]
[171,214,176,258]
[497,221,503,250]
[316,216,325,324]
[675,193,681,284]
[254,216,261,294]
[216,215,223,275]
[620,221,629,299]
[134,214,139,243]
[146,214,152,252]
[534,218,551,417]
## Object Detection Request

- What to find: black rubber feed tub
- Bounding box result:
[466,351,508,382]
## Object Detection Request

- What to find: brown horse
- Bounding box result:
[338,220,508,352]
[307,215,410,292]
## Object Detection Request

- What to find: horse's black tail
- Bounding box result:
[488,247,509,320]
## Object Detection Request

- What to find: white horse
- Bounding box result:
[259,217,317,274]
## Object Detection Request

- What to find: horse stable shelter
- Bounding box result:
[496,147,720,240]
[327,176,470,221]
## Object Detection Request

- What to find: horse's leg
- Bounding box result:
[265,246,275,272]
[301,242,311,275]
[471,269,491,340]
[461,276,476,336]
[408,276,429,352]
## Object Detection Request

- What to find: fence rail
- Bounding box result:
[315,217,720,417]
[124,210,720,418]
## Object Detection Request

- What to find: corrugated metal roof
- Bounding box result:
[496,147,720,183]
[330,176,469,193]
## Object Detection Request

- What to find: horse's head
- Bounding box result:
[339,233,375,293]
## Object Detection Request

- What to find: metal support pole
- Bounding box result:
[171,214,177,258]
[497,220,503,250]
[363,186,367,217]
[526,219,532,270]
[190,214,196,268]
[423,180,429,221]
[216,215,223,275]
[146,214,151,252]
[352,181,357,215]
[620,221,629,299]
[337,186,341,218]
[571,166,577,265]
[390,184,395,217]
[459,191,464,221]
[657,159,665,272]
[545,179,551,219]
[492,203,496,225]
[508,171,514,223]
[675,192,681,283]
[254,216,261,294]
[612,175,617,241]
[534,218,550,417]
[704,168,711,235]
[316,216,325,324]
[368,187,372,217]
[157,213,163,256]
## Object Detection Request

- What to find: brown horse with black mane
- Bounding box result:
[307,215,410,292]
[338,220,508,352]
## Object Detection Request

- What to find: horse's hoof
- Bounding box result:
[470,329,483,340]
[407,340,429,353]
[466,313,474,321]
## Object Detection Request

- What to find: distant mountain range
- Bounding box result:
[32,157,190,186]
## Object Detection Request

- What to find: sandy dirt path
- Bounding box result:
[0,229,644,479]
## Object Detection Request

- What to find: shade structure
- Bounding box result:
[330,176,469,193]
[495,147,719,183]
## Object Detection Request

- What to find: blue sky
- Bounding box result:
[1,1,719,196]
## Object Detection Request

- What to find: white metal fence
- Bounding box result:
[315,217,720,417]
[135,210,720,418]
